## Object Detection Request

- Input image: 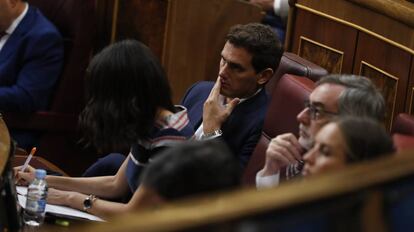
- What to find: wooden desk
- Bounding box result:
[72,151,414,232]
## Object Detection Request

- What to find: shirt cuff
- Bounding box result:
[199,131,222,140]
[256,169,280,189]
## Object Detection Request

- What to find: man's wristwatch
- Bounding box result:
[201,129,223,139]
[83,195,97,212]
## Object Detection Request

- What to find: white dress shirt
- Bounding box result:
[273,0,289,22]
[0,3,28,52]
[256,169,280,189]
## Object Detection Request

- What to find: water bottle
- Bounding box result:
[23,169,48,226]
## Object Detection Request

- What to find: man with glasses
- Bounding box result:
[256,74,385,188]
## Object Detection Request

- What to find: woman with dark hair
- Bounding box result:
[302,116,394,176]
[15,40,194,217]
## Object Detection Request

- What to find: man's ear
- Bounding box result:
[257,68,274,85]
[10,0,23,11]
[10,0,18,8]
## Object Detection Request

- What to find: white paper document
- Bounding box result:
[16,186,105,222]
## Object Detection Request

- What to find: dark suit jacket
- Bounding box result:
[0,5,63,112]
[181,81,269,168]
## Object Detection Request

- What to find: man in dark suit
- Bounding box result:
[0,0,63,112]
[0,0,63,148]
[182,23,283,168]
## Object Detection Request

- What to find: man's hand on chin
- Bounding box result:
[203,77,240,133]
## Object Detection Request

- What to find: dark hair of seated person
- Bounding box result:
[337,116,394,163]
[140,140,241,201]
[226,23,283,73]
[79,39,175,152]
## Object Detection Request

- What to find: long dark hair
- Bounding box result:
[79,40,175,152]
[336,117,394,163]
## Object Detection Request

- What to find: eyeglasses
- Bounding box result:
[304,100,338,120]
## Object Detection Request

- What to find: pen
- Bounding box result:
[20,147,37,172]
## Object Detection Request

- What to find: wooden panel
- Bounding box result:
[97,0,263,103]
[298,36,344,73]
[288,0,414,130]
[116,0,168,59]
[407,57,414,115]
[359,62,399,130]
[291,9,357,73]
[163,0,263,102]
[94,0,115,53]
[347,0,414,28]
[295,0,414,52]
[407,86,414,115]
[354,32,411,130]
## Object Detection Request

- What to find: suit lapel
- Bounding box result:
[192,100,204,129]
[0,6,34,63]
[222,88,267,130]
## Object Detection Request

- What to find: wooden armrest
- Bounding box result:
[12,155,69,177]
[281,52,328,81]
[14,147,28,156]
[0,117,11,174]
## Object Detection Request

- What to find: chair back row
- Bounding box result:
[391,113,414,153]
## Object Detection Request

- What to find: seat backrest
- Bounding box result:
[3,0,99,175]
[28,0,96,114]
[266,52,327,95]
[391,113,414,153]
[391,113,414,136]
[242,74,315,186]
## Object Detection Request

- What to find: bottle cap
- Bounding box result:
[35,169,47,179]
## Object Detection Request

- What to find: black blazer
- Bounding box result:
[181,81,269,168]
